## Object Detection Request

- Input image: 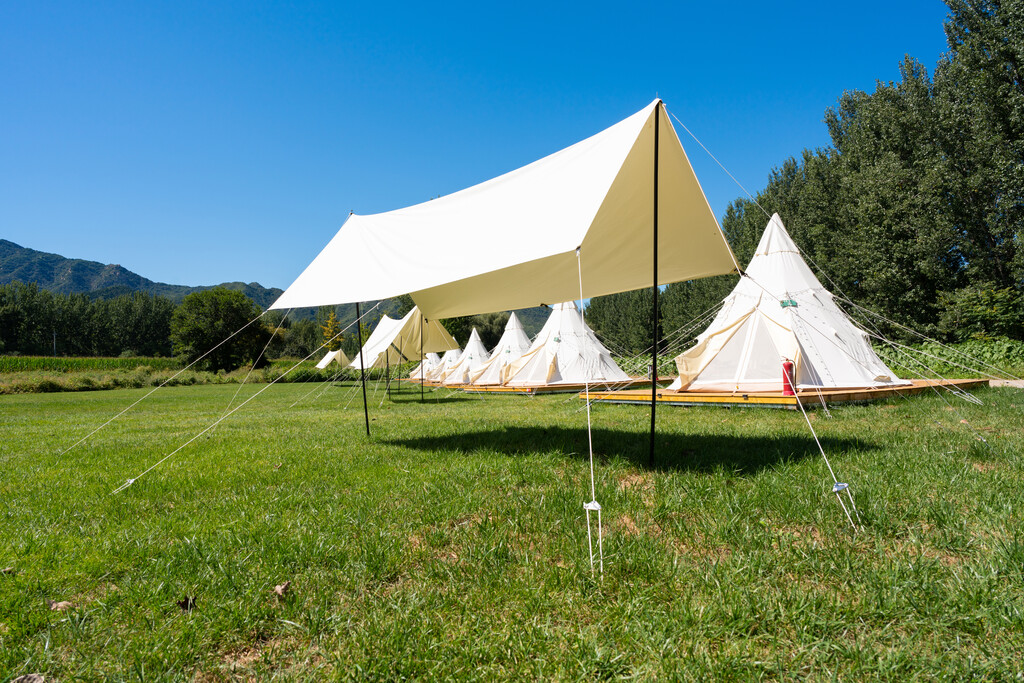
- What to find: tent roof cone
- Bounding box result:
[469,312,533,385]
[504,302,630,387]
[410,352,441,380]
[668,214,910,393]
[270,100,739,319]
[348,306,459,371]
[441,328,491,385]
[427,348,462,382]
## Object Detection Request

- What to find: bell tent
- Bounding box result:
[427,348,462,382]
[441,328,491,385]
[409,352,442,380]
[504,302,630,387]
[269,99,739,319]
[667,214,909,393]
[469,312,533,385]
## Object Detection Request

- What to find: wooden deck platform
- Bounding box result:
[581,378,989,409]
[406,377,657,395]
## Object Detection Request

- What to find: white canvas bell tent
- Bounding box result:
[667,213,909,393]
[409,352,441,380]
[469,312,533,385]
[440,328,491,385]
[269,99,739,319]
[315,348,351,369]
[504,302,630,387]
[427,348,462,382]
[348,306,459,371]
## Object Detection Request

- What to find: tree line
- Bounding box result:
[0,283,330,370]
[588,0,1023,355]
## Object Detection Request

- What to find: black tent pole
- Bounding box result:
[649,101,661,468]
[420,312,425,403]
[356,302,370,437]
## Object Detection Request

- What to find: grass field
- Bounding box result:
[1,379,1022,680]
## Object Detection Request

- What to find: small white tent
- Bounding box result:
[504,302,630,387]
[349,306,459,371]
[469,312,533,385]
[409,352,441,380]
[427,348,462,382]
[315,348,351,369]
[440,328,491,385]
[668,214,909,393]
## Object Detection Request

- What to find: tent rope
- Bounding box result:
[785,363,860,532]
[219,309,292,422]
[111,305,377,494]
[577,247,603,575]
[292,362,348,408]
[665,106,772,224]
[736,272,866,530]
[59,311,268,461]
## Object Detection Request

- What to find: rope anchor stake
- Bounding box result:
[831,482,862,531]
[584,499,604,575]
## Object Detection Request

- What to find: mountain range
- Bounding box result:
[0,239,284,308]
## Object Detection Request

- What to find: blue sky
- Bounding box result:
[2,1,952,290]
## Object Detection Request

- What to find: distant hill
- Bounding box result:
[0,239,283,308]
[0,238,551,337]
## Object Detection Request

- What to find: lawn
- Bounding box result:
[1,379,1022,680]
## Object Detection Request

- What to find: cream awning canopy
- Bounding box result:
[270,99,739,319]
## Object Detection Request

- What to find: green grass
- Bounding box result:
[0,356,409,395]
[1,380,1022,680]
[0,356,183,373]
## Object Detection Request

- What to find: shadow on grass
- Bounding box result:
[385,425,877,475]
[381,393,479,405]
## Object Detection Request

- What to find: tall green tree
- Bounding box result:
[320,310,343,351]
[170,288,269,372]
[934,0,1024,287]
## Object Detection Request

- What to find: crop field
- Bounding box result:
[1,379,1022,680]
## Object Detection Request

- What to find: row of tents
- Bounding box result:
[318,213,908,395]
[413,302,631,388]
[319,300,631,389]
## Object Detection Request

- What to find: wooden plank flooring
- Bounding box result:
[581,378,989,409]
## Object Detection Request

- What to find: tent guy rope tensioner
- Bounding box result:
[577,246,604,575]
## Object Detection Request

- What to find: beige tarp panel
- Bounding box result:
[349,306,459,371]
[271,100,738,319]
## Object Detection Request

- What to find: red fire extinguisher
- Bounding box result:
[782,358,795,396]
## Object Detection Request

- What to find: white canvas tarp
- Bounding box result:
[440,328,491,386]
[469,312,533,385]
[315,348,351,369]
[270,99,739,319]
[349,306,459,371]
[668,214,909,393]
[504,302,630,387]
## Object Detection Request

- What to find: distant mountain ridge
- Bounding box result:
[0,239,284,309]
[0,239,550,338]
